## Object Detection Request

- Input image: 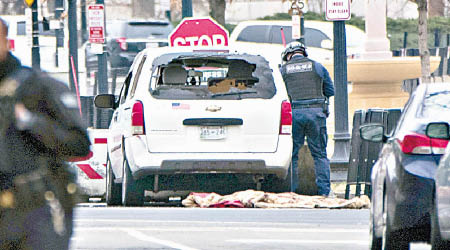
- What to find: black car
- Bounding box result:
[360,83,450,249]
[85,19,173,76]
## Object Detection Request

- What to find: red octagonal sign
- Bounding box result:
[169,17,229,47]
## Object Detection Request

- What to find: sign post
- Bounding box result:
[326,0,351,166]
[169,17,229,48]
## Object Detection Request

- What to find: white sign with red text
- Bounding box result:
[169,17,229,47]
[325,0,351,21]
[88,4,105,44]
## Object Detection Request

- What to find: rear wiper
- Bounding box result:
[211,91,257,98]
[425,90,450,98]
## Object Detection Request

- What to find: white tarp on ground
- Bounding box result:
[182,190,370,209]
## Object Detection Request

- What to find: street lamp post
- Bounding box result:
[331,21,351,165]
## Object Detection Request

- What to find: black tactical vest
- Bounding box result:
[281,56,324,101]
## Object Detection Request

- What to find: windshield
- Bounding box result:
[149,53,276,100]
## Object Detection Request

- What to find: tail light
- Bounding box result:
[398,133,448,154]
[131,101,145,135]
[280,100,292,135]
[116,37,127,50]
[8,39,14,51]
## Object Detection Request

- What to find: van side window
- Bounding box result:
[130,55,147,98]
[120,73,133,104]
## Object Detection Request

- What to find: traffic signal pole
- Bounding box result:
[54,0,64,68]
[31,0,40,70]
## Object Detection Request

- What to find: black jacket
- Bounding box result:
[0,53,91,187]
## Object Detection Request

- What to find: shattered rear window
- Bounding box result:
[149,53,276,100]
[421,90,450,118]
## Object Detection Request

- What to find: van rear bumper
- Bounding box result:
[124,135,292,179]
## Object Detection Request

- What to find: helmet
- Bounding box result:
[281,41,308,61]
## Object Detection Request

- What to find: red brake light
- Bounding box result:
[280,100,292,135]
[116,37,127,50]
[131,101,144,135]
[398,133,449,154]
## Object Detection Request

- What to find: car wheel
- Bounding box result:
[382,194,410,250]
[105,156,122,206]
[121,157,145,206]
[431,200,450,250]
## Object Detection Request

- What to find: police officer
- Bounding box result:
[0,17,91,249]
[280,41,335,197]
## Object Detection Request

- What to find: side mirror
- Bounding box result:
[426,122,450,140]
[360,124,385,143]
[320,39,333,50]
[94,94,116,109]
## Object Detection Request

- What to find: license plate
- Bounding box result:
[200,126,227,140]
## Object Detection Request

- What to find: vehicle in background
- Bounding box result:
[94,47,293,206]
[360,83,450,249]
[229,20,366,62]
[84,19,172,77]
[431,122,450,249]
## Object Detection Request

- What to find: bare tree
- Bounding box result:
[209,0,226,26]
[411,0,431,82]
[133,0,155,18]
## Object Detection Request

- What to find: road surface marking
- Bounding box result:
[228,239,368,245]
[74,226,367,233]
[74,219,368,228]
[123,229,200,250]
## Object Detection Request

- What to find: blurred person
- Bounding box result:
[280,41,334,197]
[0,17,91,249]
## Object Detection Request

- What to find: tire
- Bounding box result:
[431,201,450,250]
[121,157,145,206]
[382,194,410,250]
[105,156,122,206]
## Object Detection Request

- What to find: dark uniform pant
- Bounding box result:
[291,107,331,195]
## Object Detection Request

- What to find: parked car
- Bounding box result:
[229,20,366,62]
[85,19,172,76]
[360,83,450,249]
[431,122,450,249]
[94,47,293,206]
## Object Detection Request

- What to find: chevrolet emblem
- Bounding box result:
[205,105,222,112]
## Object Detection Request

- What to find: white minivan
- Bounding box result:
[95,47,293,206]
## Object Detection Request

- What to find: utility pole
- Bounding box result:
[96,0,108,95]
[54,0,64,68]
[31,0,40,70]
[68,0,78,92]
[182,0,193,18]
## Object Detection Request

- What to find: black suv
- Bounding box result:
[85,19,173,76]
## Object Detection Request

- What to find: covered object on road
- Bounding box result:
[182,189,370,209]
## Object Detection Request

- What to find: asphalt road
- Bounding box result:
[69,204,432,250]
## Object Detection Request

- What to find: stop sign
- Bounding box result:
[169,17,229,47]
